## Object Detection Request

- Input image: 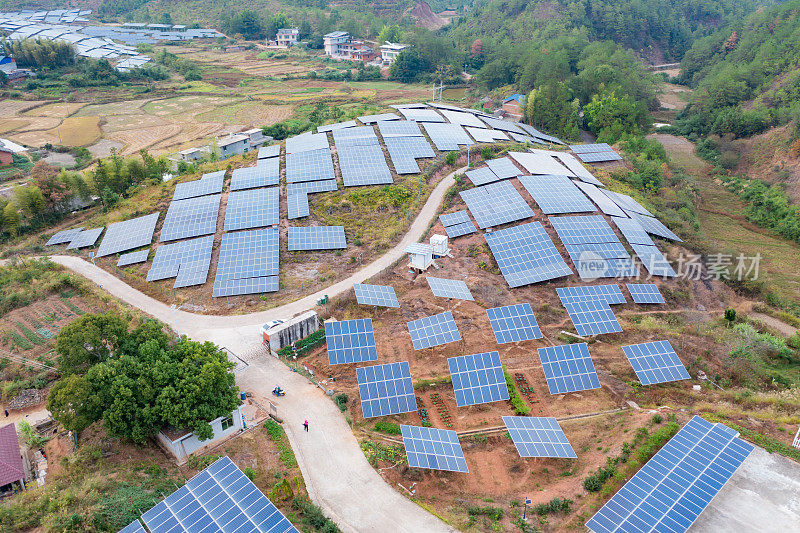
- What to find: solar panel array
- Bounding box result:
[578,151,623,163]
[384,135,435,174]
[286,179,338,219]
[550,151,604,185]
[548,215,637,279]
[603,190,654,216]
[422,122,474,151]
[334,127,394,187]
[622,340,690,385]
[485,157,521,179]
[120,520,146,533]
[465,166,501,186]
[66,227,103,249]
[286,148,336,183]
[400,425,469,473]
[286,132,329,153]
[325,318,378,365]
[508,151,573,176]
[486,303,542,343]
[613,216,655,246]
[147,235,213,288]
[258,145,280,159]
[626,283,665,304]
[484,222,572,287]
[318,120,357,133]
[557,285,626,305]
[398,107,445,122]
[448,351,510,406]
[356,361,416,418]
[573,181,627,217]
[626,210,682,241]
[586,416,753,533]
[518,123,564,144]
[459,181,535,228]
[287,226,346,251]
[503,416,577,458]
[509,132,546,144]
[562,299,622,336]
[426,276,474,301]
[549,215,619,245]
[160,194,221,242]
[358,112,400,123]
[538,343,601,394]
[466,127,509,143]
[563,241,629,260]
[631,244,677,277]
[46,227,83,246]
[406,311,461,350]
[96,212,159,257]
[213,228,279,297]
[117,249,149,266]
[230,160,279,190]
[140,456,297,533]
[518,175,596,214]
[570,143,615,154]
[377,120,424,138]
[439,210,477,238]
[224,187,279,231]
[439,109,486,128]
[172,170,225,201]
[479,116,525,134]
[353,283,400,308]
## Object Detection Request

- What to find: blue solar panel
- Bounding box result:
[406,311,461,350]
[377,120,424,137]
[224,187,279,231]
[286,132,329,154]
[563,241,629,260]
[147,235,213,288]
[573,181,627,217]
[460,181,535,229]
[563,299,622,336]
[96,213,159,257]
[440,109,486,128]
[401,425,469,473]
[337,142,394,187]
[483,222,572,287]
[556,285,626,305]
[119,520,146,533]
[258,145,280,159]
[426,277,473,301]
[172,170,225,200]
[486,303,542,343]
[359,112,400,124]
[439,210,471,227]
[384,135,434,174]
[586,416,754,533]
[631,244,677,277]
[286,179,338,220]
[567,252,640,280]
[485,157,521,179]
[467,127,509,143]
[213,228,279,297]
[324,318,378,365]
[353,283,400,308]
[519,175,596,214]
[287,226,346,251]
[46,227,84,246]
[612,216,655,246]
[538,343,601,394]
[318,120,357,133]
[117,249,149,267]
[66,227,104,249]
[465,166,501,186]
[448,351,510,407]
[213,276,279,297]
[603,190,654,217]
[356,361,416,418]
[622,340,690,385]
[422,122,473,151]
[626,283,665,304]
[230,160,279,190]
[399,108,445,123]
[286,148,336,183]
[549,215,620,245]
[625,210,682,242]
[503,416,577,458]
[160,194,221,242]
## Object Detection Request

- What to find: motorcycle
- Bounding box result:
[272,386,285,397]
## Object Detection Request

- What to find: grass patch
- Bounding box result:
[264,420,298,469]
[503,365,530,415]
[373,421,401,434]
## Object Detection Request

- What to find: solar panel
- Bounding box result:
[466,127,509,143]
[353,283,400,308]
[332,125,378,145]
[562,299,622,336]
[377,120,424,138]
[563,241,629,260]
[325,318,378,365]
[286,132,329,154]
[258,144,280,159]
[570,143,615,154]
[485,157,521,179]
[626,283,665,304]
[439,210,476,237]
[337,143,394,187]
[224,187,279,231]
[384,135,435,174]
[391,103,428,109]
[612,216,655,246]
[214,227,279,282]
[465,166,501,186]
[484,222,572,287]
[399,108,445,122]
[444,221,477,238]
[551,152,604,185]
[518,175,596,214]
[286,179,337,220]
[479,116,525,134]
[460,181,535,228]
[622,340,690,385]
[508,151,573,176]
[160,194,220,242]
[66,227,103,249]
[509,132,546,144]
[119,520,146,533]
[406,311,461,350]
[439,109,486,128]
[422,122,474,151]
[356,361,416,417]
[287,226,346,251]
[318,120,357,133]
[46,227,83,246]
[518,123,564,144]
[603,190,654,216]
[427,102,467,111]
[172,170,225,200]
[230,160,279,190]
[140,456,297,533]
[625,210,682,241]
[439,210,472,227]
[577,151,623,163]
[96,212,159,257]
[286,148,336,183]
[426,276,474,301]
[631,244,677,277]
[573,181,628,217]
[538,343,601,394]
[448,351,509,407]
[586,416,753,533]
[549,215,620,245]
[117,249,149,266]
[556,285,626,305]
[569,254,640,280]
[213,276,279,297]
[359,112,400,124]
[400,425,469,473]
[503,416,577,458]
[147,235,213,288]
[486,303,542,343]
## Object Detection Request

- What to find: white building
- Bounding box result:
[218,134,250,159]
[156,406,244,464]
[241,128,270,149]
[380,42,409,64]
[324,31,349,57]
[275,28,299,48]
[179,146,208,162]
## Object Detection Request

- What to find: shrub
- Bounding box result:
[373,421,401,434]
[334,393,348,412]
[445,151,458,165]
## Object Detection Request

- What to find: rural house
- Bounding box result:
[323,31,374,61]
[379,42,409,64]
[0,424,25,494]
[217,134,250,159]
[156,406,244,464]
[0,55,17,74]
[502,94,525,120]
[274,28,299,48]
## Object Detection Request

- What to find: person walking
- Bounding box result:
[303,419,309,432]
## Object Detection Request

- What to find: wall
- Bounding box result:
[157,406,244,464]
[266,310,320,353]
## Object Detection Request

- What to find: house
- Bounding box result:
[0,424,25,494]
[323,31,374,61]
[218,134,250,159]
[502,94,525,120]
[274,28,299,48]
[241,128,271,149]
[0,56,18,74]
[156,406,244,464]
[379,42,409,64]
[179,146,207,162]
[0,147,12,166]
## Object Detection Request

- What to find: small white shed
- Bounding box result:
[405,243,434,271]
[430,234,449,257]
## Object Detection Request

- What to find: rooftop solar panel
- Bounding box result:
[214,227,279,282]
[287,226,346,251]
[439,210,472,227]
[448,351,509,407]
[422,122,474,151]
[337,143,394,187]
[147,235,213,288]
[518,175,596,214]
[406,311,461,350]
[325,318,378,365]
[224,187,279,231]
[258,144,280,159]
[96,212,159,257]
[140,456,297,533]
[359,112,400,124]
[66,227,103,249]
[625,210,682,241]
[603,190,654,217]
[508,151,573,176]
[573,181,629,217]
[538,343,601,394]
[465,166,501,186]
[46,227,83,246]
[479,116,525,134]
[400,425,469,473]
[285,148,336,183]
[213,276,279,297]
[549,215,620,245]
[231,160,280,190]
[439,109,486,128]
[286,132,329,154]
[626,283,665,304]
[356,361,416,418]
[426,276,474,301]
[586,416,753,533]
[466,127,509,143]
[612,216,655,246]
[622,340,690,385]
[172,170,225,200]
[577,151,623,163]
[486,303,542,343]
[563,299,622,336]
[353,283,400,308]
[503,416,577,458]
[556,285,626,305]
[460,181,535,228]
[160,194,221,242]
[485,157,522,179]
[398,108,445,122]
[484,222,572,287]
[631,244,676,277]
[318,120,357,133]
[117,249,149,266]
[377,120,424,138]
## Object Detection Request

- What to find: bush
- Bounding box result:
[334,393,348,412]
[467,505,503,521]
[445,151,458,165]
[373,421,401,434]
[533,497,573,516]
[583,461,617,492]
[291,498,341,532]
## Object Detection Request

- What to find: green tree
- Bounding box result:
[56,313,128,374]
[2,202,20,236]
[377,24,402,44]
[524,83,581,141]
[223,10,266,40]
[47,374,101,435]
[388,49,426,83]
[583,90,648,143]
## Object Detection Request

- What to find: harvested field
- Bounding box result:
[23,101,86,117]
[45,115,101,146]
[143,95,233,116]
[0,118,31,134]
[101,113,170,133]
[0,99,46,115]
[195,102,293,125]
[109,123,183,154]
[75,99,152,116]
